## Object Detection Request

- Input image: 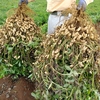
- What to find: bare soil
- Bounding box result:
[0,76,35,100]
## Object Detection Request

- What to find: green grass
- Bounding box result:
[0,0,18,25]
[86,0,100,23]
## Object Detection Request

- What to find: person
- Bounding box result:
[46,0,94,34]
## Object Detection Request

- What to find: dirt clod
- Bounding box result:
[0,76,35,100]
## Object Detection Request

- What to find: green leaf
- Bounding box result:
[31,92,40,99]
[65,65,71,71]
[7,46,13,53]
[65,79,75,83]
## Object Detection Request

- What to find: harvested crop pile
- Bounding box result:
[0,3,40,47]
[33,9,100,100]
[0,3,42,79]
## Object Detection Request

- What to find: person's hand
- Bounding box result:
[19,0,28,5]
[77,0,87,11]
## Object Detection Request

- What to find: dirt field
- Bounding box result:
[0,76,35,100]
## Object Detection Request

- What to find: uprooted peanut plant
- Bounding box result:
[32,8,100,100]
[0,3,42,79]
[0,3,100,100]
